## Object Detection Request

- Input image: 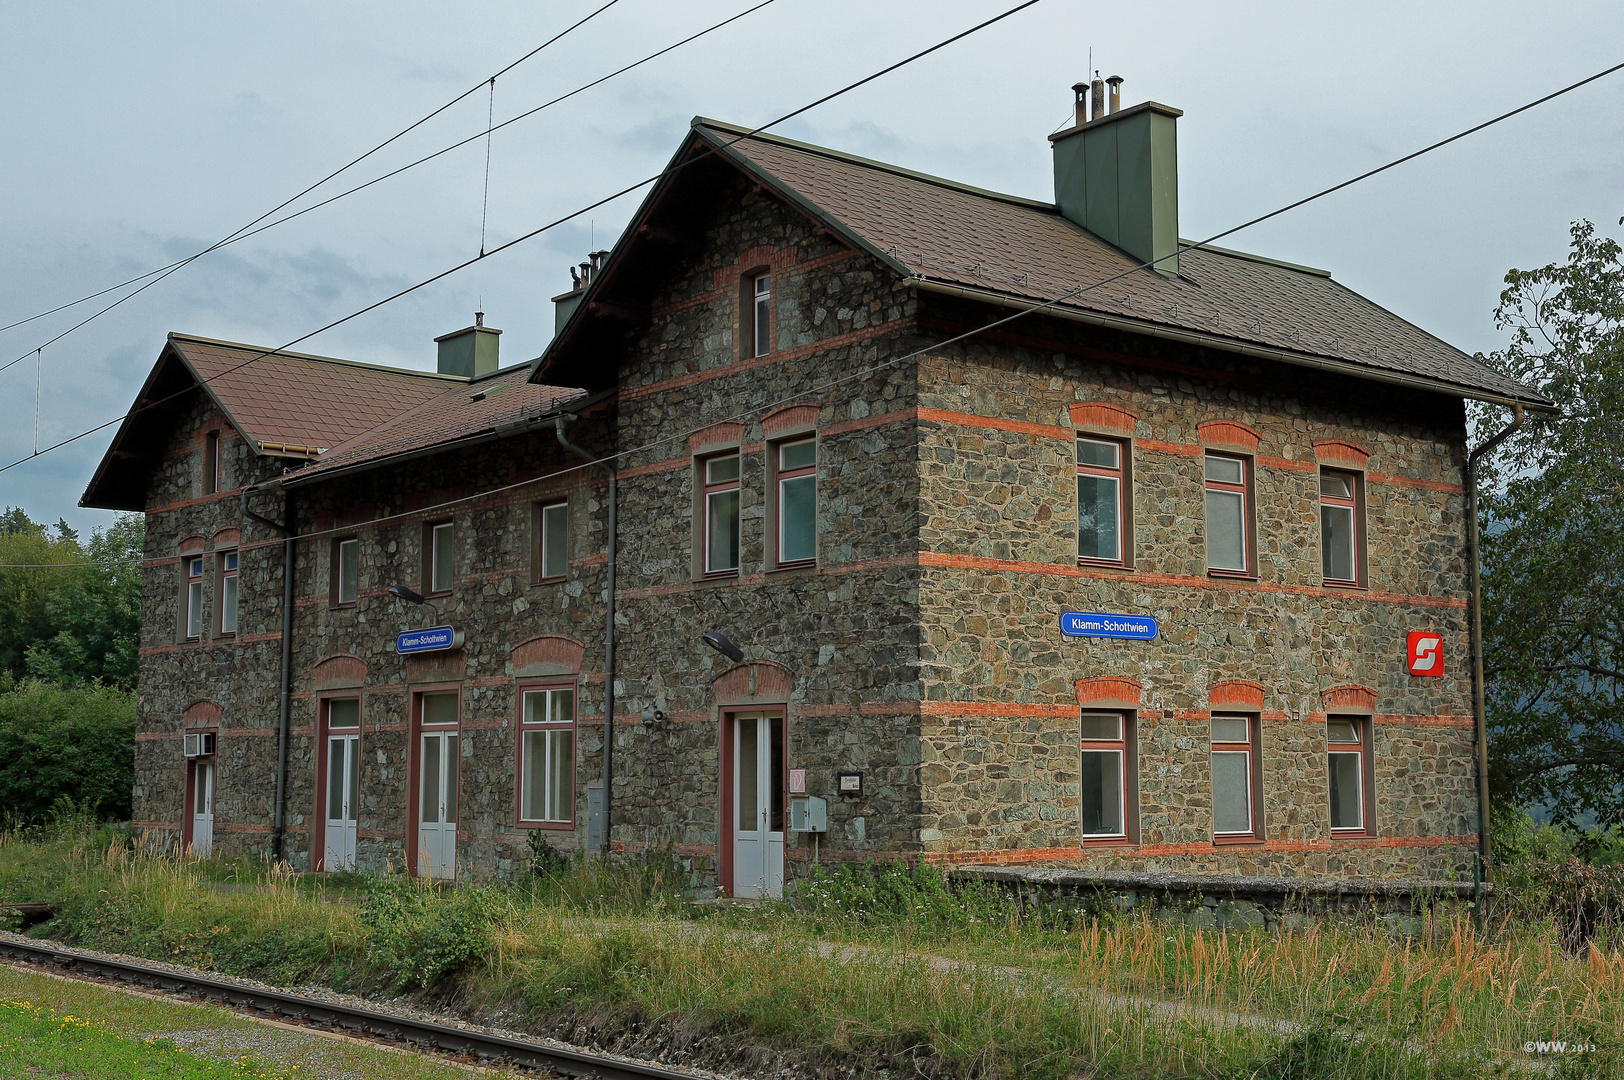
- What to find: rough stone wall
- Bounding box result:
[133,390,287,858]
[911,299,1477,879]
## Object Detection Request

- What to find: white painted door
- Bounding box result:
[190,759,214,857]
[323,733,359,871]
[417,731,458,879]
[731,712,784,899]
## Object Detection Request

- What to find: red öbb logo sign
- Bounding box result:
[1406,632,1443,676]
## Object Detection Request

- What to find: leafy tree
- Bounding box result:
[1476,216,1624,832]
[0,677,135,822]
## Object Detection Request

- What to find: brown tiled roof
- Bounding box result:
[171,334,458,453]
[688,120,1548,407]
[281,366,585,484]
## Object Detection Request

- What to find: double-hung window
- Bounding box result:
[537,501,569,581]
[1327,717,1370,834]
[334,538,359,606]
[1204,452,1251,575]
[1320,470,1360,586]
[1079,711,1130,841]
[1210,714,1259,840]
[184,556,204,639]
[703,453,741,575]
[1077,436,1127,565]
[750,273,771,358]
[218,551,238,636]
[428,521,454,594]
[774,439,816,567]
[518,686,575,825]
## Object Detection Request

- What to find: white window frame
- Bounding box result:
[1210,713,1258,840]
[335,538,359,606]
[1203,452,1252,575]
[429,521,454,594]
[518,685,576,826]
[538,501,569,581]
[1327,717,1368,834]
[185,556,204,639]
[1079,711,1129,841]
[1076,435,1127,566]
[1319,469,1360,587]
[774,438,816,568]
[218,551,238,636]
[751,273,771,358]
[703,453,741,575]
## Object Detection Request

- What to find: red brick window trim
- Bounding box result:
[1211,713,1262,844]
[1080,710,1135,844]
[1313,439,1372,470]
[1327,714,1373,838]
[1319,468,1365,588]
[516,680,576,830]
[1203,452,1255,578]
[700,451,742,578]
[1197,419,1261,455]
[1076,434,1131,568]
[1069,401,1137,436]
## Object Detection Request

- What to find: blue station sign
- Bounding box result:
[1059,611,1159,641]
[395,626,463,655]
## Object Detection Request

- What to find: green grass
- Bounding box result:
[3,827,1622,1079]
[0,965,484,1079]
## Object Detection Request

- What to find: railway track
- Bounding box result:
[0,935,706,1080]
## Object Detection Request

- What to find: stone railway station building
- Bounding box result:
[86,84,1550,897]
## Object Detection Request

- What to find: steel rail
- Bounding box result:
[0,936,700,1080]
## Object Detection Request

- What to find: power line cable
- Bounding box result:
[0,0,1047,475]
[0,0,777,378]
[0,0,624,342]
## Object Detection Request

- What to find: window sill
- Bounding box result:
[331,602,357,610]
[768,561,816,576]
[217,632,236,641]
[695,571,740,585]
[1331,829,1375,841]
[1321,580,1365,591]
[1078,558,1133,571]
[515,819,575,831]
[1079,837,1136,849]
[530,576,566,587]
[1213,834,1264,846]
[1206,569,1257,581]
[427,590,453,599]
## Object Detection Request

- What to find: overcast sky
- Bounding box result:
[2,0,1621,534]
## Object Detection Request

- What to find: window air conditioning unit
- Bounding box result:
[183,732,216,758]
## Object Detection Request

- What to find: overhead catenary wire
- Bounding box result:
[0,0,1048,475]
[0,0,777,379]
[0,0,628,345]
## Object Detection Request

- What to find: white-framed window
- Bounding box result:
[518,685,575,825]
[774,439,816,567]
[218,551,238,635]
[538,501,569,581]
[703,453,741,575]
[1203,452,1251,574]
[428,521,454,594]
[1210,714,1257,839]
[1077,436,1127,565]
[335,538,359,606]
[1327,717,1369,834]
[751,273,771,358]
[1320,470,1360,586]
[1079,711,1129,840]
[185,556,204,639]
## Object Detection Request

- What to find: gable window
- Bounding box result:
[1203,452,1251,575]
[218,551,239,636]
[184,556,204,640]
[334,538,359,606]
[703,453,741,575]
[202,431,221,496]
[1079,711,1131,841]
[427,521,454,594]
[1327,717,1371,835]
[1077,436,1127,565]
[518,685,575,826]
[1211,714,1260,841]
[1320,470,1361,586]
[537,501,569,582]
[748,273,771,358]
[773,439,816,567]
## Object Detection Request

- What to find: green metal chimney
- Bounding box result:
[1049,79,1182,277]
[434,313,501,378]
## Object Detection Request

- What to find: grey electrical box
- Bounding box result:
[585,785,605,853]
[789,795,827,833]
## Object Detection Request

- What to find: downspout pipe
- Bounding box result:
[1465,403,1523,888]
[555,413,615,856]
[242,486,295,862]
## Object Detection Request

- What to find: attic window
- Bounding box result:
[202,431,221,496]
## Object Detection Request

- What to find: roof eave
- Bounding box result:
[914,278,1555,410]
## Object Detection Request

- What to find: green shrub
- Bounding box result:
[360,878,498,990]
[0,681,134,824]
[796,860,1013,928]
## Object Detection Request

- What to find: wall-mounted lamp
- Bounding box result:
[640,706,668,726]
[701,631,744,663]
[387,584,438,619]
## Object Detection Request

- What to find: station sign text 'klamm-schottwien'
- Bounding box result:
[1059,611,1159,641]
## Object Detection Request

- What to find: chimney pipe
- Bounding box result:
[1071,81,1089,125]
[1090,73,1105,124]
[1106,75,1122,114]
